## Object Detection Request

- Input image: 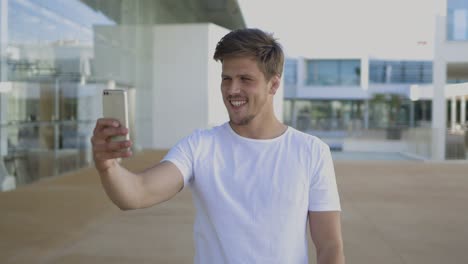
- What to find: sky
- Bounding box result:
[237,0,440,59]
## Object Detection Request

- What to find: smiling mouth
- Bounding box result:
[229,99,248,108]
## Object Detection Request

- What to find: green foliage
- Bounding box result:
[371,93,403,126]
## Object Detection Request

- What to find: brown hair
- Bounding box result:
[213,28,284,81]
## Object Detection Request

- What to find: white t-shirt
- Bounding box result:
[162,122,341,264]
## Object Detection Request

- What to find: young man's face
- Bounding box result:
[220,56,279,126]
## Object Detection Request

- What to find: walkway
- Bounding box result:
[1,150,467,264]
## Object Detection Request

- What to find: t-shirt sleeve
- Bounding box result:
[161,130,200,190]
[308,143,341,212]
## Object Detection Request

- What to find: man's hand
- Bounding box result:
[90,118,184,210]
[91,118,132,172]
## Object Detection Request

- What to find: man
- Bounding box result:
[91,28,344,264]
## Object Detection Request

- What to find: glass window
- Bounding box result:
[284,59,297,85]
[447,0,468,41]
[306,59,360,86]
[1,0,245,187]
[317,60,339,85]
[369,60,386,83]
[369,60,432,84]
[388,61,403,83]
[7,0,115,82]
[288,100,365,132]
[403,61,421,83]
[340,60,360,85]
[421,62,433,83]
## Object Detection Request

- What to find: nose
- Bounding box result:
[226,80,241,94]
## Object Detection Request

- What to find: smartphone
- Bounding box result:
[102,89,130,142]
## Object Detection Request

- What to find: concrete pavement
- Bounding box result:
[1,150,467,264]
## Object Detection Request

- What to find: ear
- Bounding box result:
[268,75,281,95]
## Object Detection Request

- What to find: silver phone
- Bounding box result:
[102,89,130,142]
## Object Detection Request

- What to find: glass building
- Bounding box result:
[369,60,433,84]
[305,59,360,86]
[284,58,297,86]
[0,0,244,189]
[447,0,468,41]
[283,57,435,137]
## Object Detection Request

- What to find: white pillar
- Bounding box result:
[361,56,369,91]
[297,57,306,87]
[291,57,305,129]
[451,96,457,131]
[461,96,466,126]
[432,15,447,161]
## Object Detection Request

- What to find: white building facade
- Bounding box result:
[284,57,435,147]
[284,0,468,161]
[432,0,468,160]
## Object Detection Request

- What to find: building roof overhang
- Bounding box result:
[80,0,245,30]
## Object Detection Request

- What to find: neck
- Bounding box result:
[229,114,287,140]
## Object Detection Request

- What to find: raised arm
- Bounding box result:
[91,118,184,210]
[309,211,345,264]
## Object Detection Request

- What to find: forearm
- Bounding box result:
[317,245,345,264]
[98,160,142,210]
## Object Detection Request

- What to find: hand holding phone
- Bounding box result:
[102,89,130,142]
[91,89,132,172]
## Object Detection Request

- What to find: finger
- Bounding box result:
[94,118,120,133]
[93,140,132,152]
[94,149,133,160]
[91,135,107,146]
[102,127,128,138]
[93,127,127,142]
[92,128,114,141]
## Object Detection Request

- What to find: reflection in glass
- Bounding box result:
[306,59,360,86]
[3,81,104,185]
[1,0,116,186]
[286,99,365,132]
[369,60,433,84]
[286,98,432,134]
[3,0,247,187]
[284,59,297,85]
[447,0,468,41]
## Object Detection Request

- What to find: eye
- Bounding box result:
[222,77,231,81]
[241,77,251,81]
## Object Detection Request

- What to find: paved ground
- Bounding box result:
[1,150,468,264]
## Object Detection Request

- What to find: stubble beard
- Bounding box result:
[226,99,256,126]
[230,114,255,126]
